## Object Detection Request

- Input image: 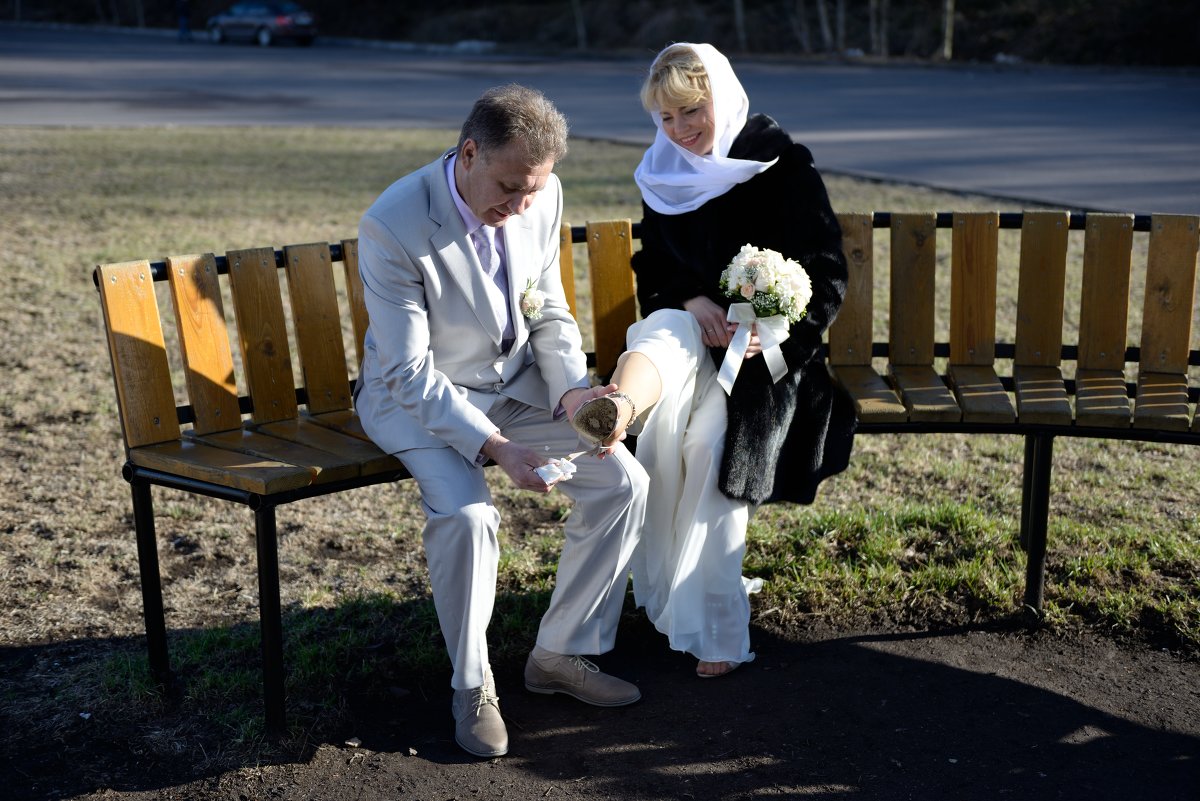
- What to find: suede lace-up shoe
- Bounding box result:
[524,645,641,707]
[452,672,508,758]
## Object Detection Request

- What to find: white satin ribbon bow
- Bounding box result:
[716,303,790,395]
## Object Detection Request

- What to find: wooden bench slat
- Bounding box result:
[950,212,1000,366]
[1074,369,1132,427]
[284,243,353,416]
[586,220,638,379]
[829,365,907,422]
[340,238,370,369]
[255,418,404,477]
[1014,365,1073,425]
[95,260,181,449]
[1139,215,1199,375]
[303,408,376,443]
[165,253,242,435]
[890,365,962,422]
[829,212,873,366]
[1133,373,1192,431]
[559,222,578,319]
[227,247,299,424]
[189,428,360,484]
[127,439,313,495]
[889,213,938,367]
[1078,214,1135,372]
[949,364,1016,423]
[1015,211,1070,368]
[1135,215,1198,432]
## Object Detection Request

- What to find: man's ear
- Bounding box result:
[459,138,479,170]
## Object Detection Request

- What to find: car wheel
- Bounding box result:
[297,36,315,47]
[256,27,273,47]
[209,26,224,44]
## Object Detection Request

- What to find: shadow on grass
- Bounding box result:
[3,597,1199,800]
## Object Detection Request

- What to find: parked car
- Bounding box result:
[207,2,316,47]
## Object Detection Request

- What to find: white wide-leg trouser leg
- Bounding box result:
[625,309,757,665]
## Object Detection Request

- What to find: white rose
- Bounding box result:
[520,285,545,319]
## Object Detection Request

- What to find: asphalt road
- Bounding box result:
[2,24,1198,214]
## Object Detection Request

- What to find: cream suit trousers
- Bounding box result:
[395,395,648,691]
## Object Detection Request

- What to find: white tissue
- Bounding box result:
[535,458,578,484]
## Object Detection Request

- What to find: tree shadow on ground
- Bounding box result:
[341,620,1200,800]
[3,601,1198,800]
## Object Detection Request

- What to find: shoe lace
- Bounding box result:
[568,655,600,674]
[470,684,500,716]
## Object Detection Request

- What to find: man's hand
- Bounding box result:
[561,383,618,419]
[481,431,558,493]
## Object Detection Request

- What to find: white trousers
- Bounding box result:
[626,309,759,665]
[395,396,647,690]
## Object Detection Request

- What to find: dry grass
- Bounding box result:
[0,126,1196,756]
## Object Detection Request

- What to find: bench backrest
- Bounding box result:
[96,212,1200,456]
[96,227,587,453]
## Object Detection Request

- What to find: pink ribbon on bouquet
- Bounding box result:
[716,303,790,395]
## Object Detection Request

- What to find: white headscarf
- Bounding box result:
[633,43,777,216]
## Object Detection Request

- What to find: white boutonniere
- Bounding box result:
[520,278,545,320]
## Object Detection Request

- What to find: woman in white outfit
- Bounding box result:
[572,43,855,678]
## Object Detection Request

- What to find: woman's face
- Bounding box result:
[658,98,716,156]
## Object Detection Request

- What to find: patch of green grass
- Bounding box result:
[1046,521,1200,651]
[745,501,1200,653]
[747,503,1026,629]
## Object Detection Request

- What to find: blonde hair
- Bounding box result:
[640,44,711,113]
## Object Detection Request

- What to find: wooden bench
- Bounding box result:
[95,211,1199,733]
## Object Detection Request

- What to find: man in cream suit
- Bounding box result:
[355,85,648,758]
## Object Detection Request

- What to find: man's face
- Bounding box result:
[455,139,554,227]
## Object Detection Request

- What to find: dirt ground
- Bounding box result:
[6,615,1198,801]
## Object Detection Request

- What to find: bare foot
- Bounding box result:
[696,660,740,678]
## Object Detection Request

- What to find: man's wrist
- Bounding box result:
[558,387,587,419]
[479,430,506,463]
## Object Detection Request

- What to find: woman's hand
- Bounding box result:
[683,295,733,348]
[742,324,763,359]
[682,296,762,358]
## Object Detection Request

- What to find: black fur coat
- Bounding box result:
[631,114,857,505]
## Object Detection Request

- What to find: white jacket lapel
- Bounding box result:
[502,216,534,337]
[428,170,504,345]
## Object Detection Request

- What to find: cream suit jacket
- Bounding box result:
[354,151,590,460]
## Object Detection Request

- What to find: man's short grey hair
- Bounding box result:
[457,84,569,166]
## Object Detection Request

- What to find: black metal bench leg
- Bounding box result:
[131,477,170,687]
[255,503,286,735]
[1021,433,1054,615]
[1019,436,1036,551]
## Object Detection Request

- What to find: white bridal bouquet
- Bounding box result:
[718,244,813,324]
[714,244,813,394]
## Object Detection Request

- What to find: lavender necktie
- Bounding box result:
[470,226,514,350]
